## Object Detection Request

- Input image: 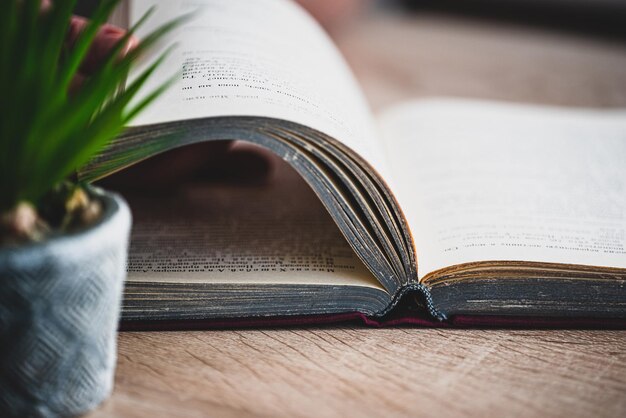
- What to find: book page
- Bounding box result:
[124,146,383,290]
[379,99,626,278]
[126,0,388,176]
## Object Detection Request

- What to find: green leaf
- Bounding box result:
[0,0,185,211]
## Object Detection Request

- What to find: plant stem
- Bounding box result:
[0,202,49,244]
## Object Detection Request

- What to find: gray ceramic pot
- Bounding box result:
[0,187,131,418]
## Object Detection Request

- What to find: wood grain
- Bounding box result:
[92,329,626,418]
[89,10,626,418]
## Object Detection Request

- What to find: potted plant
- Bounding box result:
[0,1,180,416]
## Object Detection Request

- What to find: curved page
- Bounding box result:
[85,0,415,294]
[128,0,389,178]
[122,149,390,319]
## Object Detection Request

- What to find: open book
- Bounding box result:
[83,0,626,324]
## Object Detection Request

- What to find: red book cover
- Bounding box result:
[120,312,626,331]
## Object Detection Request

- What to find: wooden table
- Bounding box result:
[90,10,626,418]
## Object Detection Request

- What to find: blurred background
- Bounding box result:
[74,0,626,111]
[78,0,626,189]
[76,0,626,39]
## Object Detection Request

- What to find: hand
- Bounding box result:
[99,141,274,190]
[44,0,273,190]
[42,0,137,92]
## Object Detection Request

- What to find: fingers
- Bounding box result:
[98,141,275,192]
[42,1,137,77]
[99,141,233,190]
[194,142,274,184]
[40,0,51,12]
[67,15,138,76]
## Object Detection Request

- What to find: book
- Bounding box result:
[82,0,626,325]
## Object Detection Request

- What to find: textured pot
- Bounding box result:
[0,187,131,418]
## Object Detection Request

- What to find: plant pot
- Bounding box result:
[0,187,131,418]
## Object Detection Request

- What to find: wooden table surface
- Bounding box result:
[90,10,626,418]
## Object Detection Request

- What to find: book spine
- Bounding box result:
[377,283,447,321]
